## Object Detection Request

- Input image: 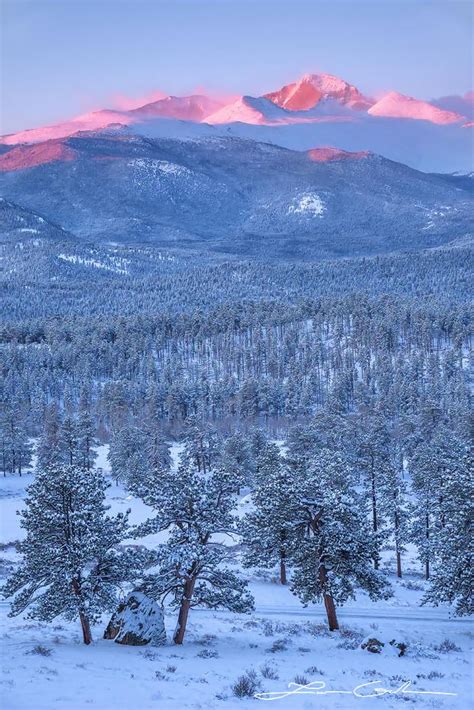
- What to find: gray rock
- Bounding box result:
[104,591,166,646]
[361,637,385,654]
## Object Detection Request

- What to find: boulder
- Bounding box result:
[389,639,408,657]
[361,637,385,654]
[104,591,166,646]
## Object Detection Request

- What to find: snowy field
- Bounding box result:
[0,448,472,709]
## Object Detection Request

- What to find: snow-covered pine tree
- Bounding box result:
[422,432,473,616]
[36,402,63,471]
[60,415,80,466]
[144,422,171,474]
[242,443,295,584]
[2,463,148,644]
[380,451,410,578]
[289,449,391,630]
[182,416,221,475]
[352,412,392,569]
[76,409,98,471]
[0,403,32,476]
[134,447,254,644]
[108,425,148,489]
[222,431,255,484]
[410,441,439,579]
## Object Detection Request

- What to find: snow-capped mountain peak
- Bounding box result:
[264,72,373,111]
[368,91,463,124]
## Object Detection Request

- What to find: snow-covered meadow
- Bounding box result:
[0,446,471,710]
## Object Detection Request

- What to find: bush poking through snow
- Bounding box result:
[27,645,52,657]
[433,639,461,653]
[266,638,289,653]
[305,666,324,675]
[231,669,261,697]
[293,674,309,686]
[260,663,279,680]
[196,649,219,659]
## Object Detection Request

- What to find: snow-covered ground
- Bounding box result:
[0,448,472,709]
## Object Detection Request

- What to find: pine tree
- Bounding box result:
[410,441,439,579]
[380,453,410,578]
[60,415,80,466]
[182,417,220,474]
[144,422,171,474]
[36,402,62,471]
[353,412,391,569]
[108,425,148,489]
[242,443,295,584]
[289,450,391,630]
[134,449,254,644]
[0,404,32,476]
[76,409,98,471]
[3,464,147,643]
[422,434,473,616]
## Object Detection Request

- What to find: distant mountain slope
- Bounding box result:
[0,197,75,244]
[0,133,471,260]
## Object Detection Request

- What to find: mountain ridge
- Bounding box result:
[0,132,471,261]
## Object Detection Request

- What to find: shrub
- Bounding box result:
[196,649,219,659]
[305,666,324,675]
[231,669,261,698]
[293,674,309,686]
[27,645,52,657]
[266,638,289,653]
[433,639,461,653]
[260,663,279,680]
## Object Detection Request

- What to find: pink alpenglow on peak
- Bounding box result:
[0,140,77,172]
[368,92,463,124]
[131,95,225,122]
[264,73,373,112]
[1,110,133,145]
[204,96,286,125]
[307,147,370,162]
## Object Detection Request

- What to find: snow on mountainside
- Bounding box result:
[0,133,471,260]
[130,94,224,122]
[1,110,133,146]
[264,72,373,111]
[204,96,286,125]
[368,92,462,124]
[431,91,474,121]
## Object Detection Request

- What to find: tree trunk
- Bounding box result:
[425,513,430,579]
[394,509,402,577]
[79,611,92,645]
[319,563,339,631]
[323,592,339,631]
[72,578,92,645]
[396,550,402,578]
[173,578,196,645]
[279,550,287,585]
[371,465,379,570]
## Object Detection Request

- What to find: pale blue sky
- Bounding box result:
[1,0,472,133]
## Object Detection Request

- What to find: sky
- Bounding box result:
[1,0,472,133]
